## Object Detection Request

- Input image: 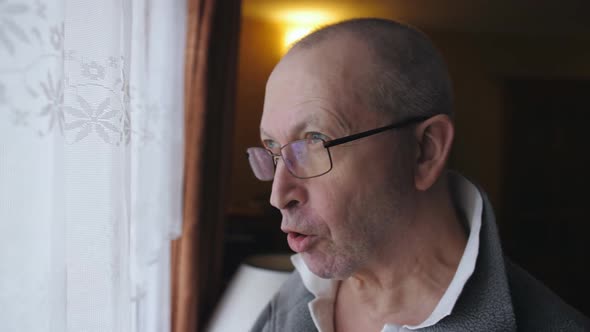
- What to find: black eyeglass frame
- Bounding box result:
[247,115,430,180]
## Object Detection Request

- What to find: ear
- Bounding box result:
[413,114,454,191]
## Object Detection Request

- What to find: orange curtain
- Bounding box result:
[171,0,241,331]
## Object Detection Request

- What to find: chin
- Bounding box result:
[302,251,354,280]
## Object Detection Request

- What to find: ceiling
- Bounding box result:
[242,0,590,35]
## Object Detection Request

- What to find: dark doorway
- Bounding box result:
[502,79,590,316]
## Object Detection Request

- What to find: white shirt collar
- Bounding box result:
[291,173,483,332]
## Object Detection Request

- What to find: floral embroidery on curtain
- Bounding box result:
[0,0,186,331]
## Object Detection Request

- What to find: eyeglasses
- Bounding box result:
[246,116,429,181]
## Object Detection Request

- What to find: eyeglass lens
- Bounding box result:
[246,138,330,181]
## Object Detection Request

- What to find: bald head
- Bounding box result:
[288,18,453,121]
[259,18,459,284]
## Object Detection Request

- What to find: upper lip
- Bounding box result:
[281,227,310,236]
[281,212,313,236]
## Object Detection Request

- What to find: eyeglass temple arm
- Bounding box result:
[323,116,429,148]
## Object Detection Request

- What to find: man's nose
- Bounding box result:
[269,161,307,210]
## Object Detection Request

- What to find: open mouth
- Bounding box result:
[287,232,312,253]
[291,232,305,239]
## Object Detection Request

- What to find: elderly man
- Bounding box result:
[246,18,589,331]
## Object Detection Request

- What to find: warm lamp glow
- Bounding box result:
[279,11,332,25]
[279,10,334,52]
[284,26,314,49]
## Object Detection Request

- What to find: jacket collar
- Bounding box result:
[420,175,516,331]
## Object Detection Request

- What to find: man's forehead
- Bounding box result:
[259,34,380,142]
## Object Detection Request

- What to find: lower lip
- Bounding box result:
[287,232,316,253]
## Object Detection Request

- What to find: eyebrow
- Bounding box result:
[259,121,308,145]
[259,127,274,141]
[260,117,322,144]
[260,107,350,143]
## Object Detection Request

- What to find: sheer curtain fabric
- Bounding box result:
[0,0,186,331]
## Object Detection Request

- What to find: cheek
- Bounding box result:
[307,142,410,231]
[328,152,389,207]
[307,185,343,230]
[331,143,397,184]
[308,174,363,239]
[315,147,411,228]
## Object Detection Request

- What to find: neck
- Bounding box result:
[337,177,467,327]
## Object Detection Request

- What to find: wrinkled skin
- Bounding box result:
[260,36,418,279]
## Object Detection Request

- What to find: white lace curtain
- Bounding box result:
[0,0,186,331]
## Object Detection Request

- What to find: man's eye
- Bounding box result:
[306,132,328,142]
[263,139,279,149]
